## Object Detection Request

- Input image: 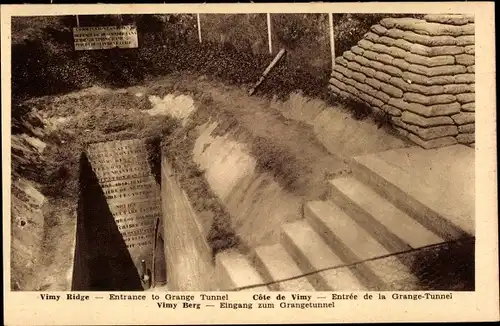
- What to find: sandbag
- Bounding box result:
[392,58,410,71]
[402,71,455,85]
[452,112,475,124]
[366,77,382,90]
[456,133,475,144]
[405,53,455,67]
[374,90,391,103]
[343,50,356,61]
[461,102,475,112]
[464,45,475,55]
[382,17,474,36]
[362,50,379,61]
[353,55,370,67]
[393,117,458,140]
[360,65,377,78]
[456,35,475,46]
[443,84,474,94]
[454,73,475,84]
[364,32,380,42]
[374,70,392,83]
[382,104,402,116]
[389,98,460,117]
[380,82,403,98]
[407,133,458,149]
[371,24,388,35]
[408,64,467,77]
[458,123,475,133]
[456,93,475,103]
[347,61,362,72]
[455,54,475,66]
[335,56,348,67]
[401,111,454,127]
[403,93,456,105]
[351,45,365,55]
[387,28,457,46]
[424,14,470,26]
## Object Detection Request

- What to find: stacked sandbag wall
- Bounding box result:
[328,14,475,149]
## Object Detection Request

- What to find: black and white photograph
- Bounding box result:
[9,10,478,292]
[3,2,498,324]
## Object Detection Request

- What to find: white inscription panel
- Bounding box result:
[73,25,138,51]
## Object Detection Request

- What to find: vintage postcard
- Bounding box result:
[2,2,498,325]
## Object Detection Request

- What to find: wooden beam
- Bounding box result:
[249,48,286,95]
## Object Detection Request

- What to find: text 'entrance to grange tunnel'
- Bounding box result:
[71,138,166,291]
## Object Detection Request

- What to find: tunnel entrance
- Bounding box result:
[71,138,164,291]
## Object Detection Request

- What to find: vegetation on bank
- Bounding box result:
[12,13,421,103]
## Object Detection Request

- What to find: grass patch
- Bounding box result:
[28,90,178,201]
[250,136,310,195]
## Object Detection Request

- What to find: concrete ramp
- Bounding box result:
[351,144,474,238]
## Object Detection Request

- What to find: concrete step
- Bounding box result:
[329,177,444,251]
[304,200,390,263]
[316,266,368,291]
[253,244,315,291]
[281,219,365,290]
[350,152,471,240]
[304,200,392,289]
[215,250,268,291]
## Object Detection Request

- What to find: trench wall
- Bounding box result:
[11,178,45,290]
[328,14,475,149]
[160,118,309,290]
[160,153,216,291]
[192,121,302,248]
[11,108,47,290]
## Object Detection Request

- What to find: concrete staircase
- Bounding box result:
[215,149,473,291]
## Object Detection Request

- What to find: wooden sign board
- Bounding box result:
[86,139,160,288]
[73,25,138,51]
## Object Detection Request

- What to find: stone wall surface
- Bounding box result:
[161,154,216,291]
[329,14,475,149]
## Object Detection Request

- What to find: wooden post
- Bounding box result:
[267,13,273,54]
[329,13,335,70]
[197,13,202,43]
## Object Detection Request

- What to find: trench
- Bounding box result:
[72,139,166,291]
[69,127,311,291]
[61,82,473,292]
[65,85,411,291]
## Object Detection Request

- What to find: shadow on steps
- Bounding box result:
[408,238,475,291]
